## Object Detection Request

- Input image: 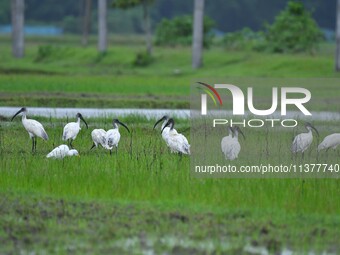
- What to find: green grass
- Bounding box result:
[1,192,340,254]
[1,35,340,253]
[1,116,340,252]
[0,35,340,108]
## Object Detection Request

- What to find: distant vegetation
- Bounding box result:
[0,0,336,34]
[223,1,323,54]
[155,15,214,48]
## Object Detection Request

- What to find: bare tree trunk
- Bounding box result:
[142,0,152,55]
[192,0,204,69]
[98,0,107,52]
[82,0,92,46]
[336,0,340,71]
[11,0,25,58]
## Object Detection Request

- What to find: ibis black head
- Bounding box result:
[232,126,245,140]
[113,119,130,133]
[161,118,174,134]
[227,125,233,135]
[76,113,88,129]
[305,122,319,136]
[11,107,27,121]
[153,115,169,129]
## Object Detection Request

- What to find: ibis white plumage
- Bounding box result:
[106,119,130,155]
[62,113,88,148]
[90,129,109,150]
[46,144,79,159]
[291,122,319,157]
[161,118,190,155]
[221,126,245,160]
[11,107,49,152]
[318,133,340,152]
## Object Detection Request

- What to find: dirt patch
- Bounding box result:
[0,192,339,254]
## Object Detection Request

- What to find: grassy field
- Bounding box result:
[1,35,340,254]
[1,116,340,253]
[1,35,340,108]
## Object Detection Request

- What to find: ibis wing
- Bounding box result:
[63,122,80,141]
[47,145,69,159]
[26,119,49,140]
[106,130,120,148]
[318,133,340,151]
[167,132,190,155]
[91,129,107,146]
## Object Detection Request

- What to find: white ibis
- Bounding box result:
[161,118,190,155]
[11,107,49,152]
[318,133,340,152]
[90,129,108,150]
[221,126,245,160]
[46,144,79,159]
[291,122,319,158]
[229,126,245,160]
[62,113,88,148]
[106,119,130,155]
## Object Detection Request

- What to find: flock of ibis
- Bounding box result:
[10,107,340,160]
[10,108,191,159]
[221,122,339,160]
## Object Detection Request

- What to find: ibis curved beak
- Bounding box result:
[11,108,24,121]
[161,124,167,134]
[118,120,130,133]
[153,116,166,129]
[80,116,88,129]
[233,127,245,140]
[311,125,319,137]
[238,128,246,140]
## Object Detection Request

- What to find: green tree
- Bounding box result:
[265,1,323,53]
[11,0,25,58]
[155,15,214,48]
[192,0,205,69]
[112,0,154,55]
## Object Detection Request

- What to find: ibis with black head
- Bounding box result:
[11,107,49,152]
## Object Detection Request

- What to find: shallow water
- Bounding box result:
[0,107,339,121]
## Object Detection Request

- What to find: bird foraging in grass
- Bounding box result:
[317,133,340,152]
[46,144,79,159]
[161,118,190,155]
[106,119,130,155]
[62,113,88,148]
[291,122,319,158]
[90,129,110,150]
[11,107,49,153]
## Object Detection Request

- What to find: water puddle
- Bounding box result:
[0,107,339,121]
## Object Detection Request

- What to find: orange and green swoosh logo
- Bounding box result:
[196,82,223,106]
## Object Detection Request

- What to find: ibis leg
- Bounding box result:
[110,150,112,156]
[115,146,118,155]
[70,139,74,149]
[31,137,35,153]
[90,143,96,150]
[34,138,37,151]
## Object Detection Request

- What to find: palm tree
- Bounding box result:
[192,0,204,69]
[82,0,92,46]
[98,0,107,52]
[11,0,25,58]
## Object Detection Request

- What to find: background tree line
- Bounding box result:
[1,0,337,34]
